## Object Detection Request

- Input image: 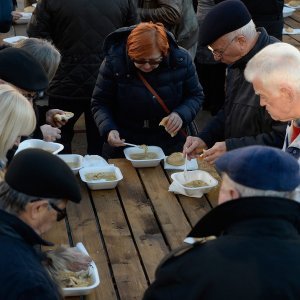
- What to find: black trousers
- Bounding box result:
[49,97,103,155]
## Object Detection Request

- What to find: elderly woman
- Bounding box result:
[0,84,36,177]
[92,22,204,158]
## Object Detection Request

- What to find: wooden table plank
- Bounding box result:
[111,159,169,283]
[138,165,192,249]
[91,187,148,300]
[67,182,118,300]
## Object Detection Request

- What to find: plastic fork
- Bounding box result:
[123,142,141,148]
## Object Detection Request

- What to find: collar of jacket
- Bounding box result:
[188,196,300,238]
[230,27,277,70]
[0,209,53,246]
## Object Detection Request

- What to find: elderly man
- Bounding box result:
[183,0,286,164]
[144,145,300,300]
[0,148,81,299]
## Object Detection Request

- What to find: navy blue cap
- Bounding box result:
[199,0,252,46]
[216,146,300,191]
[5,149,81,203]
[0,48,48,92]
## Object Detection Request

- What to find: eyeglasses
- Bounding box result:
[132,57,163,66]
[208,36,237,59]
[21,91,38,102]
[49,202,67,222]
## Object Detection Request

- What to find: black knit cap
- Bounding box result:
[0,47,48,92]
[5,149,81,203]
[199,0,252,46]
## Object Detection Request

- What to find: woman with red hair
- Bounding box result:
[92,22,203,158]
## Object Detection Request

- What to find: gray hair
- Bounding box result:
[224,174,297,200]
[0,181,61,216]
[244,42,300,93]
[225,20,257,42]
[14,38,61,81]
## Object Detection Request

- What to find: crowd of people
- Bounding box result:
[1,0,300,299]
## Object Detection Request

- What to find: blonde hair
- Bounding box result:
[14,38,61,81]
[0,85,36,161]
[245,43,300,92]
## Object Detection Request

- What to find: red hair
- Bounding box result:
[127,22,169,59]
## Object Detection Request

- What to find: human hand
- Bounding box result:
[107,130,125,147]
[46,109,67,128]
[183,136,207,159]
[165,112,183,134]
[40,124,61,142]
[202,141,227,164]
[11,11,22,21]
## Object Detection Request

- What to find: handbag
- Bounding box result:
[137,71,187,138]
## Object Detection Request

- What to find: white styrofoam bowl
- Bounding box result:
[15,139,64,155]
[3,36,28,45]
[62,242,100,296]
[123,146,165,168]
[283,6,296,17]
[58,154,83,175]
[171,170,218,196]
[79,165,123,190]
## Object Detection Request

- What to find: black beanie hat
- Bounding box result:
[199,0,252,46]
[0,48,48,92]
[5,149,81,203]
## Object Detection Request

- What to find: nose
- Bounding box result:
[259,97,266,107]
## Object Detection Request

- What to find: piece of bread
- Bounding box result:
[166,152,185,166]
[24,6,35,12]
[288,0,300,7]
[54,111,74,122]
[159,117,177,137]
[285,26,294,33]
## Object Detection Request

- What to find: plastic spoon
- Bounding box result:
[123,142,141,148]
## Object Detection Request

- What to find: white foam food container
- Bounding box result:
[3,36,28,44]
[171,170,218,196]
[15,139,64,155]
[123,146,165,168]
[79,165,123,190]
[62,242,100,297]
[58,154,83,175]
[283,6,296,17]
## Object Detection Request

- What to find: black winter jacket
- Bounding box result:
[199,28,287,150]
[0,210,61,300]
[91,26,203,152]
[144,196,300,300]
[27,0,138,101]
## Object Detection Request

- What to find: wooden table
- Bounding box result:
[284,2,300,49]
[43,158,220,300]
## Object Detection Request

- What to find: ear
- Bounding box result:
[229,188,240,200]
[236,35,247,47]
[27,200,49,221]
[279,84,294,104]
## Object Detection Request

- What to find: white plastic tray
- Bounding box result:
[62,242,100,296]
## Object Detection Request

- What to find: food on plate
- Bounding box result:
[166,152,185,166]
[183,180,208,188]
[54,111,74,122]
[85,171,117,181]
[66,162,80,168]
[288,0,300,6]
[45,246,93,288]
[159,116,177,137]
[285,26,294,33]
[24,6,35,12]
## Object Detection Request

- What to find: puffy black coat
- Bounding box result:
[144,197,300,300]
[91,26,203,153]
[0,210,61,300]
[199,28,287,150]
[27,0,138,101]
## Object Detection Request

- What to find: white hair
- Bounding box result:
[224,174,297,201]
[226,20,257,42]
[244,42,300,93]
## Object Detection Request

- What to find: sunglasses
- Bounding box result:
[132,57,163,66]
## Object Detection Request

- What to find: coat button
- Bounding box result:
[152,96,156,99]
[179,58,183,61]
[126,74,130,78]
[115,73,119,76]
